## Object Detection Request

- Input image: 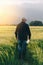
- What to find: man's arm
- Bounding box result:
[27,25,31,40]
[26,25,31,44]
[15,26,18,39]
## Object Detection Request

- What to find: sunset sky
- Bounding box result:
[0,0,43,24]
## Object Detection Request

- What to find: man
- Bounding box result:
[15,17,31,59]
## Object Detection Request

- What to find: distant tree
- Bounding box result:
[29,21,43,26]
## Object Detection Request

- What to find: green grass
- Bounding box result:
[0,40,43,65]
[0,26,43,65]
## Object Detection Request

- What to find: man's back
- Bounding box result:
[15,18,31,59]
[15,22,31,41]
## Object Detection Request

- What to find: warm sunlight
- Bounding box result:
[0,0,20,24]
[0,5,18,24]
[0,0,43,24]
[0,1,43,65]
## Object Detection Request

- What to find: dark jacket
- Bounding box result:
[15,22,31,41]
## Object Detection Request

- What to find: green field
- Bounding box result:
[0,26,43,65]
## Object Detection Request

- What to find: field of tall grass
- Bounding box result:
[0,26,43,65]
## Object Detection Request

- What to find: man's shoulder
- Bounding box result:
[17,22,22,25]
[25,23,29,27]
[17,22,29,27]
[25,23,28,25]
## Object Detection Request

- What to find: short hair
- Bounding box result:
[22,17,27,21]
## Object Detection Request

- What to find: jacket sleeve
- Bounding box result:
[15,26,18,38]
[26,25,31,40]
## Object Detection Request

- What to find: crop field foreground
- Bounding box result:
[0,26,43,65]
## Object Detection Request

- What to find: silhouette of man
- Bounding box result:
[15,17,31,59]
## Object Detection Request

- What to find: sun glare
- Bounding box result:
[0,0,20,25]
[0,0,41,24]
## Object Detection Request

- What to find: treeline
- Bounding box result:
[29,21,43,26]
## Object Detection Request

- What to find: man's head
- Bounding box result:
[22,17,27,23]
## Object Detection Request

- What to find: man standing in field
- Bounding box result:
[15,17,31,59]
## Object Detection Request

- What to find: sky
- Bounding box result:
[0,0,43,24]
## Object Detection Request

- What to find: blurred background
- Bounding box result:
[0,0,43,25]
